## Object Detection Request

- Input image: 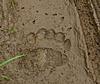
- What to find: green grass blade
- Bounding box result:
[0,54,25,68]
[0,75,11,81]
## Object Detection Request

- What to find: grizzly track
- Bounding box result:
[0,0,100,84]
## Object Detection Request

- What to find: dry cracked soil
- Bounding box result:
[0,0,100,84]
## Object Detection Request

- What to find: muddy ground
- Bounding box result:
[0,0,100,84]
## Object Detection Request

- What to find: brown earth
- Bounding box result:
[0,0,100,84]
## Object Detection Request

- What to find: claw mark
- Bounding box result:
[55,32,65,42]
[36,28,47,40]
[64,39,71,51]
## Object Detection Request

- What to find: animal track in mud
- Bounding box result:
[35,28,72,53]
[18,28,71,75]
[22,28,72,53]
[18,48,69,78]
[19,48,68,69]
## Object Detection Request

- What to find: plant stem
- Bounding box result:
[0,54,25,68]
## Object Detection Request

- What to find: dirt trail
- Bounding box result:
[0,0,99,84]
[74,0,100,83]
[91,0,100,29]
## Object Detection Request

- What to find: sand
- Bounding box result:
[0,0,100,84]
